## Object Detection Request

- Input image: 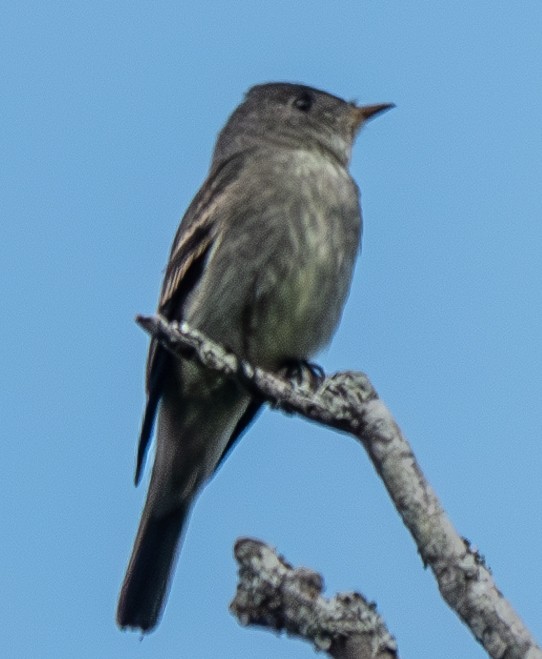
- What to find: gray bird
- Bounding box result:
[117,82,393,632]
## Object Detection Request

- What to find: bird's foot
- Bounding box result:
[281,359,326,390]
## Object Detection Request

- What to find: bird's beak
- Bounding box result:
[353,102,395,128]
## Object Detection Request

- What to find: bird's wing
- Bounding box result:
[134,154,247,484]
[214,397,264,472]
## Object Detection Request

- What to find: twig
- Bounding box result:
[230,538,397,659]
[136,314,542,659]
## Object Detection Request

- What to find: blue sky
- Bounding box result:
[2,2,541,657]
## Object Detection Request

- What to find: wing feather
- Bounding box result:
[134,153,247,483]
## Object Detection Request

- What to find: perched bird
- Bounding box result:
[117,82,393,632]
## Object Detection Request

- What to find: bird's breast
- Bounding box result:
[185,150,361,370]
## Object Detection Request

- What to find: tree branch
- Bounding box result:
[230,538,397,659]
[136,314,542,659]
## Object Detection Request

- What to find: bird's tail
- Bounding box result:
[116,498,190,632]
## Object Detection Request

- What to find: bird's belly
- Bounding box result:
[247,246,350,368]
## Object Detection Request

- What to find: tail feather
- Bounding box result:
[116,502,189,632]
[117,369,252,632]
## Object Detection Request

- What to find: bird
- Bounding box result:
[117,82,393,632]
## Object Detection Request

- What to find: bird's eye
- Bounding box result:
[293,92,314,112]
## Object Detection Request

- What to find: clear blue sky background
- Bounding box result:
[2,3,541,658]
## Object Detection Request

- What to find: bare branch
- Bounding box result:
[136,314,542,659]
[230,538,398,659]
